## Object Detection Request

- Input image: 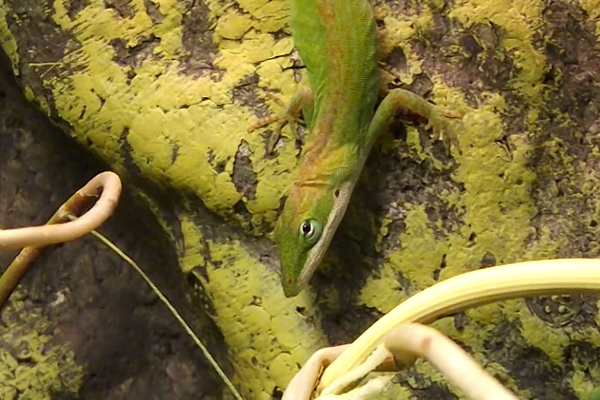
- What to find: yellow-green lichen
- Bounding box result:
[449,0,547,104]
[3,0,600,397]
[40,0,295,233]
[579,0,600,37]
[4,0,328,395]
[0,0,19,75]
[356,55,587,392]
[180,213,329,399]
[373,4,433,84]
[360,83,536,304]
[0,292,84,399]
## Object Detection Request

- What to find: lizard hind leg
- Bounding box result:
[370,88,463,156]
[247,87,314,154]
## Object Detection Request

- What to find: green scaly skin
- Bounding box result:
[586,387,600,400]
[257,0,462,297]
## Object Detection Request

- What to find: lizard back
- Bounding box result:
[290,0,380,144]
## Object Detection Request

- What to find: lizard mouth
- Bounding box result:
[282,280,302,298]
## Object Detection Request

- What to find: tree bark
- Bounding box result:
[1,0,600,398]
[0,49,227,399]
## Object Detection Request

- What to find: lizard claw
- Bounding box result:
[426,109,462,155]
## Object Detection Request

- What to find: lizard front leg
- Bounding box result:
[367,88,463,154]
[248,86,315,154]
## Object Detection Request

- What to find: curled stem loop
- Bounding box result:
[0,171,122,309]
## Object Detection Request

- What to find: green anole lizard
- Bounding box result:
[249,0,462,298]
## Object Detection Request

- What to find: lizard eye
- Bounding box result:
[299,219,322,244]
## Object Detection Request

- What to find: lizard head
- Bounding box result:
[274,181,352,297]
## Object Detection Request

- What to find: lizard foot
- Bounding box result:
[425,108,463,155]
[247,92,305,154]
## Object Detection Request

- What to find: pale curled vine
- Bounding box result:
[0,171,243,400]
[0,171,122,308]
